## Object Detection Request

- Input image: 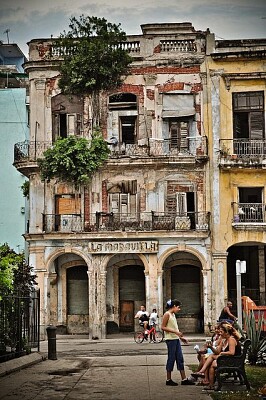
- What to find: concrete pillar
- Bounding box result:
[212,252,228,322]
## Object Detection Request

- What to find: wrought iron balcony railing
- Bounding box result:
[14,140,52,163]
[232,202,266,223]
[42,211,210,233]
[219,139,266,166]
[14,136,208,164]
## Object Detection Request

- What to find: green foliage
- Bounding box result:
[55,15,132,95]
[0,243,37,299]
[21,180,29,199]
[37,130,110,187]
[243,310,265,365]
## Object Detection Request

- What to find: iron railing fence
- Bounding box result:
[14,136,208,164]
[219,139,266,158]
[14,140,52,162]
[42,211,210,233]
[232,203,266,223]
[0,290,40,363]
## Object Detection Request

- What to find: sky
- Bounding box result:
[0,0,265,57]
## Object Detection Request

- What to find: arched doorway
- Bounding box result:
[66,265,89,333]
[163,251,203,333]
[227,243,266,305]
[106,254,145,333]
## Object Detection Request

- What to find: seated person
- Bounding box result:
[219,301,237,324]
[135,305,149,332]
[192,323,241,390]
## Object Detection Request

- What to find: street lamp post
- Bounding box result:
[236,259,246,330]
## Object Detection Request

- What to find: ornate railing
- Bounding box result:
[14,140,52,163]
[219,139,266,163]
[160,40,196,52]
[232,202,266,223]
[51,40,140,58]
[14,136,208,163]
[109,136,208,158]
[42,211,210,233]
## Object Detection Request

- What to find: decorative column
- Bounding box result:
[212,252,228,322]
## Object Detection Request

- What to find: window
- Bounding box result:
[52,113,82,139]
[108,181,138,219]
[51,94,83,141]
[120,116,136,144]
[169,119,189,151]
[238,187,263,222]
[233,92,264,140]
[108,93,138,145]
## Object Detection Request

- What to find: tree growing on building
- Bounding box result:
[55,15,132,125]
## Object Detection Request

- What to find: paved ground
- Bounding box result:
[0,333,215,400]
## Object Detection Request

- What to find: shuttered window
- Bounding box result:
[233,92,264,139]
[169,120,189,151]
[53,113,83,140]
[109,193,138,215]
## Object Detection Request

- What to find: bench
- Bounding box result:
[216,339,251,391]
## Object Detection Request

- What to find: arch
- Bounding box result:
[158,245,207,273]
[45,247,92,274]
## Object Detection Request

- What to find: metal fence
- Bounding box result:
[0,290,40,363]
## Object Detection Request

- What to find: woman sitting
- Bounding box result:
[192,323,241,390]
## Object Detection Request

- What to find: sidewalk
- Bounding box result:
[0,334,212,400]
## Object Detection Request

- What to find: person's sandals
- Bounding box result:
[203,385,215,390]
[191,372,205,379]
[166,379,178,386]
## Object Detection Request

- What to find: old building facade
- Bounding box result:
[204,38,266,316]
[14,23,266,338]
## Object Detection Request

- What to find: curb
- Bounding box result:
[0,352,45,377]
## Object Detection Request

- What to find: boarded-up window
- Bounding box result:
[162,93,195,118]
[67,266,88,315]
[55,194,81,215]
[233,92,264,139]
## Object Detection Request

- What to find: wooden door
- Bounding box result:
[119,300,134,332]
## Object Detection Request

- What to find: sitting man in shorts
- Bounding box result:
[135,305,149,333]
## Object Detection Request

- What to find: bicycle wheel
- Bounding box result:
[153,330,164,343]
[134,331,144,344]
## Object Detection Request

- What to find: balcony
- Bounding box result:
[42,211,210,234]
[232,202,266,231]
[109,136,208,159]
[14,136,208,165]
[219,139,266,169]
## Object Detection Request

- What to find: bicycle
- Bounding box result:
[134,324,164,343]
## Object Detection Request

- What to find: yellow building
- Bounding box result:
[204,37,266,320]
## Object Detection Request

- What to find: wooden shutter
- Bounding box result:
[52,113,60,141]
[109,193,120,213]
[179,121,189,150]
[67,114,76,135]
[176,193,187,216]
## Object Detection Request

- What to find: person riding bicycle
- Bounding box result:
[149,308,159,342]
[135,305,149,333]
[149,308,158,326]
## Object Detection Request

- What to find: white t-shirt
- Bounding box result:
[149,312,158,325]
